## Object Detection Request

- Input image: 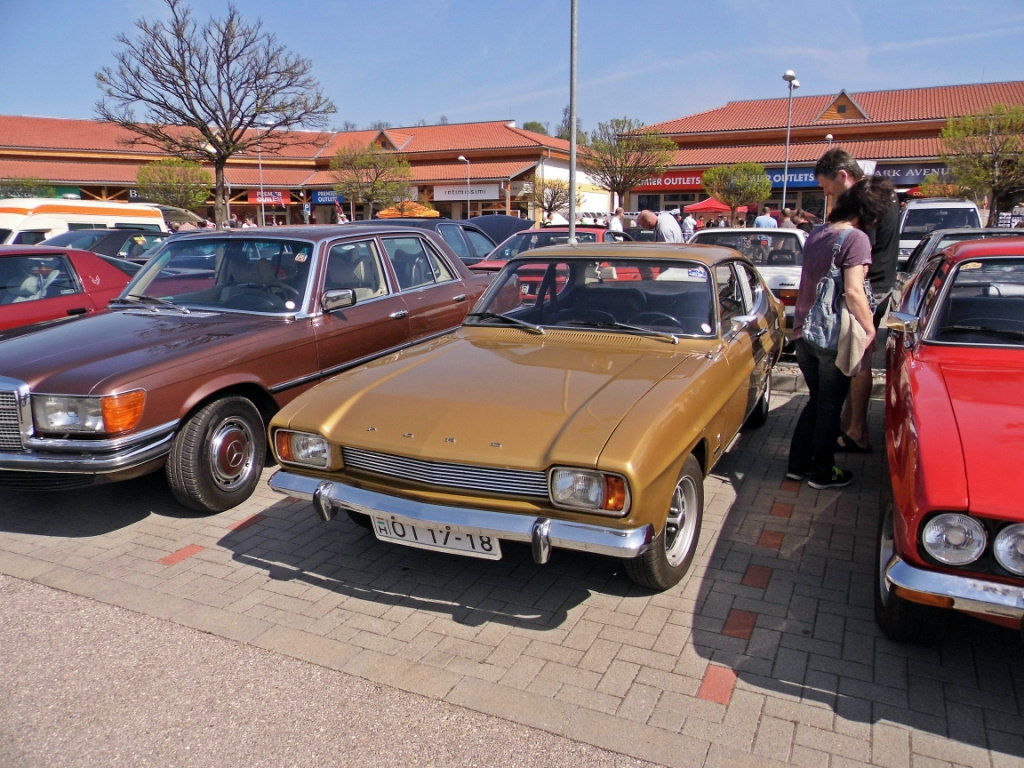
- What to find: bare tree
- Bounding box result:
[95,0,335,226]
[582,118,677,210]
[527,179,582,221]
[329,143,413,220]
[336,120,359,132]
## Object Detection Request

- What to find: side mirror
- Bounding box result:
[886,310,919,348]
[321,288,356,312]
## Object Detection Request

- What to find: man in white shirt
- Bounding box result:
[637,209,683,243]
[681,211,696,236]
[754,206,778,228]
[607,207,624,232]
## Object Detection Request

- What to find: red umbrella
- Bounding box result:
[684,197,748,214]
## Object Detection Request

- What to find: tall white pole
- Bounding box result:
[568,0,578,244]
[458,155,470,219]
[782,70,799,211]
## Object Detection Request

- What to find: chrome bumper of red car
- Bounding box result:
[885,556,1024,622]
[269,470,656,564]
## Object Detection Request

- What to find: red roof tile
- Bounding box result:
[669,136,945,167]
[648,81,1024,135]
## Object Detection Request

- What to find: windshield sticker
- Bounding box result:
[689,267,707,278]
[294,253,309,263]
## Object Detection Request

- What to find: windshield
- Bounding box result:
[487,230,599,262]
[470,256,716,337]
[902,207,980,237]
[122,236,314,313]
[692,230,803,265]
[40,230,112,249]
[928,257,1024,346]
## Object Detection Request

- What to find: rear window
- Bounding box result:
[903,207,980,236]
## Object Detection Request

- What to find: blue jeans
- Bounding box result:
[788,338,851,482]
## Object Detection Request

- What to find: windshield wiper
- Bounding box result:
[561,320,679,344]
[110,295,190,313]
[466,311,545,335]
[938,324,1024,341]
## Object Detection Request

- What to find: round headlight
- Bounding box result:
[993,524,1024,576]
[921,514,987,566]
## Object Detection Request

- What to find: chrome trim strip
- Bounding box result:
[22,420,178,453]
[269,470,655,560]
[886,556,1024,621]
[0,430,175,474]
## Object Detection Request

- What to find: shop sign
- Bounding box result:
[434,183,499,200]
[764,168,819,188]
[874,163,949,185]
[633,171,705,191]
[247,189,290,205]
[311,190,345,205]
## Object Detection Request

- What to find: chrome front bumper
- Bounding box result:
[0,421,176,475]
[885,555,1024,622]
[269,470,656,564]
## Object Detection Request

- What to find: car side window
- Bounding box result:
[382,236,452,291]
[325,240,388,301]
[464,229,494,259]
[715,263,745,326]
[116,233,167,259]
[736,262,761,312]
[436,224,469,260]
[0,254,80,304]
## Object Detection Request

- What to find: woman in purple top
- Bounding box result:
[787,176,894,489]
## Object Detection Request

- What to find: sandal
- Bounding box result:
[836,431,872,453]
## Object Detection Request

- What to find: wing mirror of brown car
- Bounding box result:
[321,289,357,313]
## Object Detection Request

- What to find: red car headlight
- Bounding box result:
[993,524,1024,576]
[921,514,986,566]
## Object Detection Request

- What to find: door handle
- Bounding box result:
[453,294,467,302]
[389,310,409,319]
[67,307,88,316]
[753,327,768,338]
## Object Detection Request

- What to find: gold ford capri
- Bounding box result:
[268,243,785,590]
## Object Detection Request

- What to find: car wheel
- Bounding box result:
[874,485,947,644]
[624,454,703,590]
[744,372,771,429]
[165,396,266,514]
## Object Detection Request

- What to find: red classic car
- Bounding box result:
[0,225,489,513]
[877,237,1024,643]
[0,245,136,332]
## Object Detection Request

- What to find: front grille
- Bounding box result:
[342,446,548,498]
[0,389,25,451]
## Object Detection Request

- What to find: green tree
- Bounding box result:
[0,177,56,198]
[701,163,772,225]
[522,121,549,136]
[329,143,413,220]
[136,158,212,211]
[939,103,1024,223]
[526,178,582,221]
[581,118,677,209]
[95,0,335,227]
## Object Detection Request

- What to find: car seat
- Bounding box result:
[326,247,383,300]
[767,249,796,265]
[390,247,430,290]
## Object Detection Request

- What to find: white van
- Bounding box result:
[898,198,981,267]
[0,198,168,245]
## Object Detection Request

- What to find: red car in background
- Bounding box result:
[876,237,1024,644]
[0,245,136,333]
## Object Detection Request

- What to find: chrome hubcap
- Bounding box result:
[209,418,256,491]
[664,475,699,567]
[878,502,895,607]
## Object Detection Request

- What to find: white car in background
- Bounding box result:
[688,227,806,344]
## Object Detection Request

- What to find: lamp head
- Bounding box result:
[825,134,833,142]
[782,70,797,83]
[457,155,468,163]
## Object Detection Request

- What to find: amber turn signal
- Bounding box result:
[101,390,146,433]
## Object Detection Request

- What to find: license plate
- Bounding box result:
[370,514,502,560]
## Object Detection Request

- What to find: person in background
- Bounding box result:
[607,207,625,231]
[779,208,798,228]
[681,210,697,236]
[636,209,683,242]
[794,210,814,233]
[754,206,778,228]
[814,148,900,453]
[786,175,894,489]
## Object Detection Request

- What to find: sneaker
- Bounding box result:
[784,471,805,481]
[808,467,854,489]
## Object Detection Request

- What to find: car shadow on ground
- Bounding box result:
[217,495,649,631]
[695,393,1023,757]
[0,471,205,537]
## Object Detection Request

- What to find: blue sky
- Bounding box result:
[2,0,1022,133]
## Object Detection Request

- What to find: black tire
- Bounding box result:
[624,454,704,590]
[874,484,948,644]
[165,396,266,514]
[744,372,771,429]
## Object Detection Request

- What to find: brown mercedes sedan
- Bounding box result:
[0,224,489,513]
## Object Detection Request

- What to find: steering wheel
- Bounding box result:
[267,281,301,299]
[627,311,683,328]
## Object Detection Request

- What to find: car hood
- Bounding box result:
[941,358,1024,519]
[0,307,292,394]
[277,330,705,470]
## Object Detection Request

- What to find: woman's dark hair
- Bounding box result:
[827,175,894,229]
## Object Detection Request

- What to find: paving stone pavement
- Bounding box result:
[1,380,1022,768]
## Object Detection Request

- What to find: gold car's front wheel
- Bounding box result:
[624,454,704,590]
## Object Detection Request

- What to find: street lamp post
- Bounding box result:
[457,155,470,219]
[782,69,799,211]
[826,133,834,149]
